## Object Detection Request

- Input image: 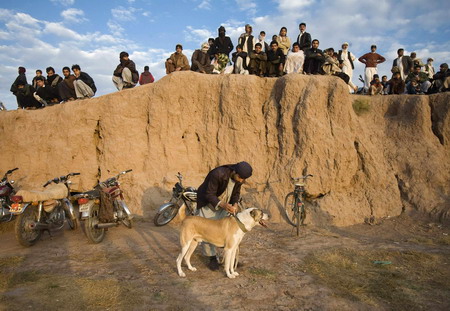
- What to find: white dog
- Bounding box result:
[176,207,268,279]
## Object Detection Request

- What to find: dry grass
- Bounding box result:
[303,248,450,310]
[352,98,370,115]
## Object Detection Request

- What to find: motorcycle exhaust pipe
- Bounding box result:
[95,223,118,229]
[31,222,50,230]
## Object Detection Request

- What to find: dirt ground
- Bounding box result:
[0,212,449,311]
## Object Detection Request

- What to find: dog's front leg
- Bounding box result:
[224,249,236,279]
[229,246,239,277]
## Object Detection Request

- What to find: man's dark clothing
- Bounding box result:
[36,85,54,102]
[10,73,27,95]
[238,35,255,55]
[392,56,414,77]
[191,49,214,73]
[296,31,312,51]
[16,85,41,109]
[113,59,139,83]
[32,76,46,89]
[266,48,285,77]
[304,48,324,74]
[248,50,268,76]
[47,74,63,101]
[388,77,405,94]
[232,51,249,71]
[58,74,76,101]
[76,72,97,94]
[197,165,242,209]
[212,36,234,57]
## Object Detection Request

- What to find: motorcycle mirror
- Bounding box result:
[10,180,15,185]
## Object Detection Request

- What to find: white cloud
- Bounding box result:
[111,6,137,22]
[277,0,313,10]
[61,8,87,23]
[50,0,75,6]
[107,20,125,37]
[184,26,213,44]
[198,0,211,10]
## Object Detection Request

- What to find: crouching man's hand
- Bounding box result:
[219,201,237,215]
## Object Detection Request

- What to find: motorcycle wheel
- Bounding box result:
[81,203,105,244]
[153,202,179,226]
[14,206,42,247]
[117,200,133,229]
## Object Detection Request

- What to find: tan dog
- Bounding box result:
[176,207,268,279]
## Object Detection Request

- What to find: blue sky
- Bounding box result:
[1,0,449,109]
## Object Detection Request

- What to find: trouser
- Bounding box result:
[364,67,377,91]
[58,82,76,101]
[196,206,229,257]
[248,59,267,76]
[74,80,94,99]
[342,64,355,92]
[234,57,249,75]
[267,60,283,77]
[112,68,135,90]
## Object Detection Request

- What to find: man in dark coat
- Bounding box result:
[303,39,324,74]
[10,66,28,98]
[191,42,214,74]
[34,76,53,106]
[72,64,96,99]
[46,67,62,103]
[58,66,77,102]
[248,43,268,77]
[392,48,413,81]
[296,22,312,51]
[113,51,139,90]
[196,161,253,270]
[212,26,234,60]
[15,80,42,109]
[266,41,285,77]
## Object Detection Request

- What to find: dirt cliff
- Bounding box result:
[0,72,449,225]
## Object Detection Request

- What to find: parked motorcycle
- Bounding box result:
[154,172,197,226]
[0,168,19,222]
[11,172,79,247]
[72,169,133,244]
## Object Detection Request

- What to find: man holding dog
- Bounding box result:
[196,161,253,270]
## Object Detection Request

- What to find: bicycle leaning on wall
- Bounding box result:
[283,174,313,236]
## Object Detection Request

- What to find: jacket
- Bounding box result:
[47,74,62,88]
[191,49,212,72]
[267,48,285,64]
[76,72,97,93]
[139,71,154,85]
[296,32,312,50]
[213,36,234,57]
[169,52,190,71]
[114,59,139,83]
[238,35,255,54]
[64,75,76,89]
[197,165,242,209]
[232,51,248,70]
[392,56,414,76]
[10,74,28,94]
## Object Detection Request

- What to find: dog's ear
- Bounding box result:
[250,209,261,220]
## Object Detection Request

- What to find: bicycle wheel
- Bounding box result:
[283,192,298,227]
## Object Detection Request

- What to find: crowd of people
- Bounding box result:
[9,22,450,109]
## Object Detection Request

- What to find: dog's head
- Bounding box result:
[238,208,269,230]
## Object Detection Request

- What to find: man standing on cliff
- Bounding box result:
[358,45,385,92]
[196,161,253,270]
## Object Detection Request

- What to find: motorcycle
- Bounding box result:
[154,172,197,226]
[71,169,133,244]
[10,172,79,247]
[0,167,19,222]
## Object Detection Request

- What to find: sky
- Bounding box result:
[1,0,449,109]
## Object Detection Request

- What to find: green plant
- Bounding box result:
[352,99,370,115]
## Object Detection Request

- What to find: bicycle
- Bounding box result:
[283,174,313,236]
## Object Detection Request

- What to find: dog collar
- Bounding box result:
[232,214,248,233]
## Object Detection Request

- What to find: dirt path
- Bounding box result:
[0,213,449,311]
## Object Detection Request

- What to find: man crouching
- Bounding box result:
[195,161,253,270]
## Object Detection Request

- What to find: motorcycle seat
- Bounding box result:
[16,183,68,202]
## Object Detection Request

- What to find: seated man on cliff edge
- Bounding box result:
[165,44,190,74]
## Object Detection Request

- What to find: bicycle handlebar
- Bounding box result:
[293,174,313,181]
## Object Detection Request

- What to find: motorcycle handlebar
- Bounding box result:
[124,169,133,174]
[43,180,52,187]
[7,168,19,175]
[70,172,81,176]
